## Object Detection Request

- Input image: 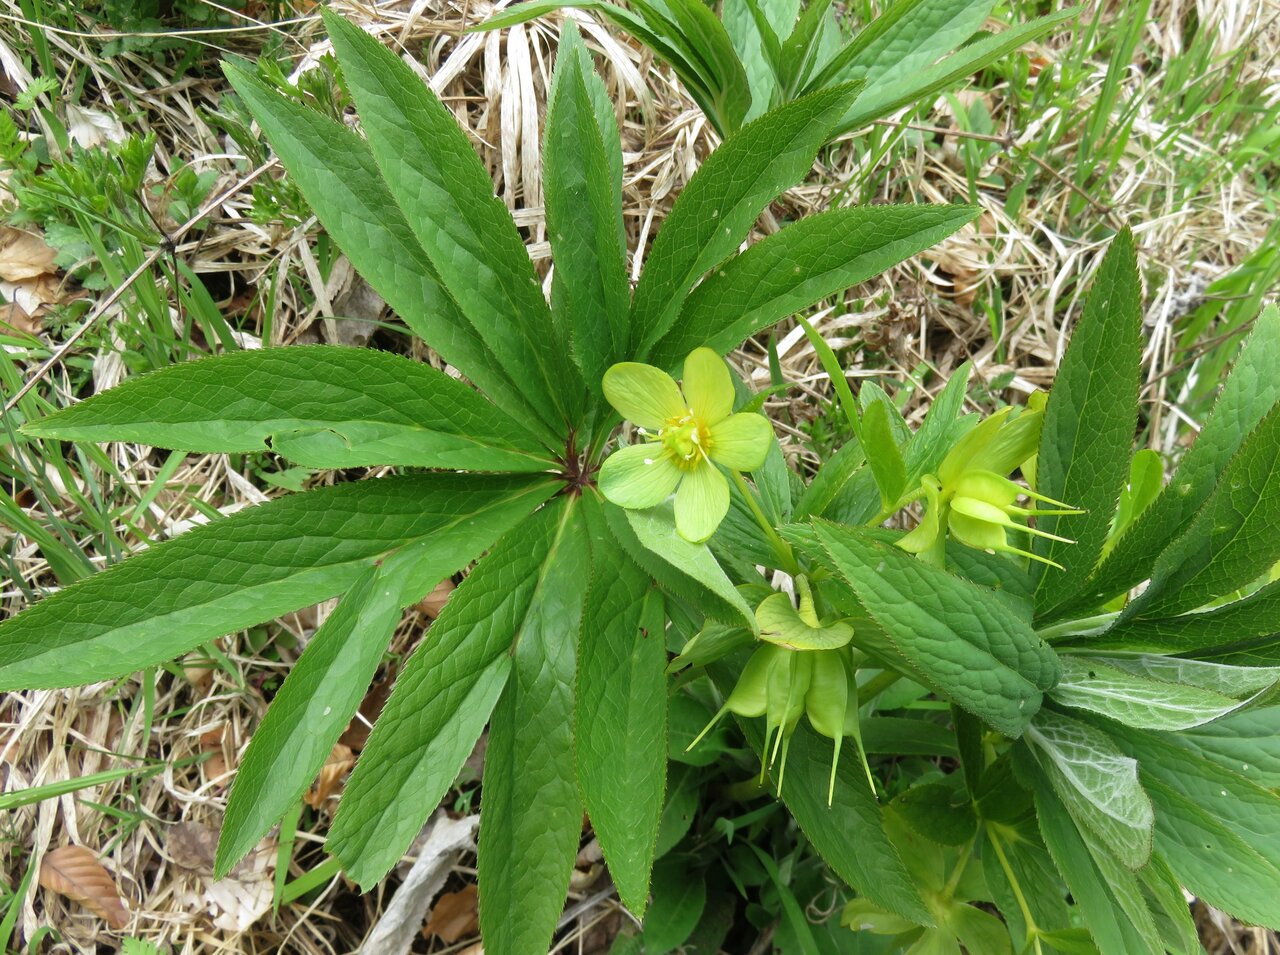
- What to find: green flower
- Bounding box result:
[899,406,1083,567]
[599,347,773,542]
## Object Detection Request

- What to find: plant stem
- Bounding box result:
[988,828,1043,955]
[942,836,976,902]
[858,669,902,704]
[730,469,797,573]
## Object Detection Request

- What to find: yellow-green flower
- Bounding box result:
[599,347,772,543]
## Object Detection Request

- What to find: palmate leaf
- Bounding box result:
[1033,227,1142,617]
[322,10,583,432]
[647,204,979,370]
[1120,402,1280,620]
[477,498,591,955]
[576,496,666,916]
[630,81,865,356]
[22,347,558,472]
[220,64,553,442]
[216,562,403,877]
[804,522,1057,736]
[0,474,556,691]
[1080,303,1280,610]
[327,498,577,889]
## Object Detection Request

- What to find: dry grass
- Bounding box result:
[1,0,1279,951]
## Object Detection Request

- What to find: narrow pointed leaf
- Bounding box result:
[23,347,557,471]
[323,10,581,431]
[807,522,1058,736]
[0,474,555,691]
[1083,303,1280,608]
[649,205,979,369]
[221,63,548,439]
[1121,403,1280,619]
[631,81,864,355]
[1049,655,1247,731]
[477,501,590,955]
[545,24,631,392]
[1088,578,1280,654]
[327,499,570,887]
[576,499,665,916]
[835,10,1078,134]
[862,399,908,512]
[1033,228,1142,615]
[1025,710,1153,868]
[217,563,403,876]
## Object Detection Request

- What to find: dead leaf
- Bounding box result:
[0,226,56,281]
[304,742,355,808]
[199,725,230,789]
[65,103,126,149]
[39,845,129,929]
[167,822,218,873]
[423,884,479,943]
[339,675,393,752]
[416,578,455,619]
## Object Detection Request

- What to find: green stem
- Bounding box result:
[730,469,797,573]
[988,828,1043,955]
[942,836,976,902]
[857,669,902,705]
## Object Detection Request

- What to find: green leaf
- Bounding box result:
[1121,403,1280,619]
[605,502,756,632]
[735,714,933,924]
[1142,773,1280,929]
[1089,578,1280,654]
[643,861,707,954]
[1177,706,1280,789]
[322,10,581,432]
[1084,303,1280,608]
[545,23,630,394]
[576,499,666,916]
[795,441,864,519]
[1034,780,1161,955]
[220,63,548,440]
[325,498,567,886]
[657,0,753,133]
[1048,655,1250,731]
[902,361,974,488]
[477,500,590,955]
[631,81,864,356]
[1024,709,1153,869]
[835,9,1078,134]
[23,347,557,471]
[862,398,908,513]
[1033,227,1142,615]
[832,0,995,100]
[0,474,555,691]
[860,716,958,757]
[648,204,979,368]
[807,522,1058,736]
[217,562,403,876]
[889,781,976,846]
[1107,722,1280,868]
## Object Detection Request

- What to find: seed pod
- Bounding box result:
[804,650,849,805]
[764,648,812,796]
[686,643,777,753]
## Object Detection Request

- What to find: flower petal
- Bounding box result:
[708,412,773,471]
[603,362,687,429]
[682,347,734,425]
[674,461,729,543]
[598,443,682,509]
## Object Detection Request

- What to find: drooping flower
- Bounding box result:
[598,347,773,542]
[898,406,1083,567]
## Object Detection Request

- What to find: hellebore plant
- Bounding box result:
[5,13,1280,955]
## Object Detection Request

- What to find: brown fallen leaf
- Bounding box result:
[424,884,479,943]
[39,844,129,929]
[167,821,218,873]
[339,674,394,752]
[416,578,456,619]
[199,725,231,789]
[304,742,355,808]
[0,226,57,281]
